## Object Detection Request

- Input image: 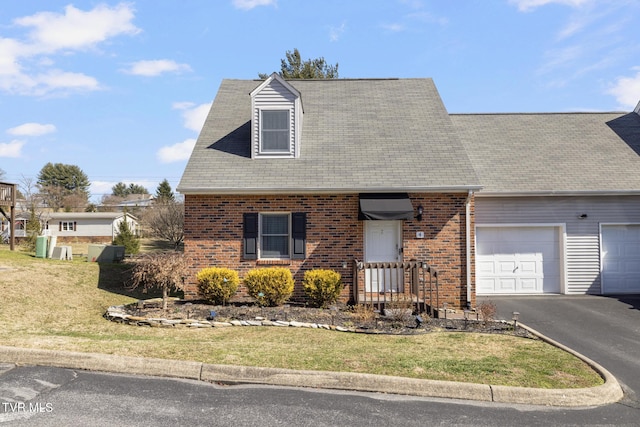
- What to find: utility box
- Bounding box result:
[88,244,125,263]
[35,236,49,258]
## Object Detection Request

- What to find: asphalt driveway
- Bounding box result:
[484,295,640,408]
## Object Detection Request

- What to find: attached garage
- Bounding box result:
[476,226,562,295]
[601,224,640,294]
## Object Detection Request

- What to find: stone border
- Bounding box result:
[105,304,355,331]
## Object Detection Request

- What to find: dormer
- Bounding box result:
[250,73,303,158]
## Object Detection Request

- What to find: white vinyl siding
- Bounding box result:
[475,196,640,295]
[251,76,301,158]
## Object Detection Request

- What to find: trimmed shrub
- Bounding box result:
[196,267,240,305]
[303,269,342,308]
[243,267,294,307]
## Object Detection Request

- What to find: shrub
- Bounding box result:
[127,251,187,310]
[302,269,343,308]
[196,267,240,305]
[243,267,294,307]
[478,300,497,324]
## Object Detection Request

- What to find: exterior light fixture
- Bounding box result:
[416,205,424,221]
[578,213,588,219]
[512,311,520,330]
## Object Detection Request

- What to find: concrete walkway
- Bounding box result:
[0,320,623,407]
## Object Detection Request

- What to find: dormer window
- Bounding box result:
[250,73,302,159]
[261,109,290,153]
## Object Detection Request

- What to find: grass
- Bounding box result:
[0,244,603,389]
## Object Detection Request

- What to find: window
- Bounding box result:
[261,110,290,152]
[260,214,289,258]
[59,221,76,232]
[243,212,306,260]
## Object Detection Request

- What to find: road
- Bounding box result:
[0,364,638,426]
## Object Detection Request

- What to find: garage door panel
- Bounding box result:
[602,225,640,294]
[519,278,539,292]
[476,227,561,295]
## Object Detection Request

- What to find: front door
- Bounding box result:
[365,220,402,293]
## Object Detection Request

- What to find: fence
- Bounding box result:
[352,260,439,315]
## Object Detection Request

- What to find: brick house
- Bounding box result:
[178,74,481,309]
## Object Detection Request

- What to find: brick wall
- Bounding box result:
[183,192,475,309]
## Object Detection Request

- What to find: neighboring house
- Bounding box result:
[178,75,482,309]
[42,212,138,243]
[452,109,640,296]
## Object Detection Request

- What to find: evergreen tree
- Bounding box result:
[24,207,42,252]
[259,48,339,79]
[154,179,174,204]
[37,162,90,211]
[113,213,140,255]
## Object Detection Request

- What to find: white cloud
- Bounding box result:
[173,102,211,132]
[232,0,277,10]
[329,22,346,42]
[14,3,140,53]
[509,0,592,12]
[0,140,25,158]
[7,122,56,136]
[606,69,640,109]
[125,59,192,77]
[381,23,406,32]
[0,3,139,96]
[157,138,196,163]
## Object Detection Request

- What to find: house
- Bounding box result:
[179,74,640,309]
[178,75,482,309]
[41,212,139,243]
[452,108,640,296]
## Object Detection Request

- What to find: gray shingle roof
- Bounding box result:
[178,78,480,194]
[451,112,640,195]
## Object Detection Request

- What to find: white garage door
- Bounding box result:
[476,227,561,295]
[601,225,640,294]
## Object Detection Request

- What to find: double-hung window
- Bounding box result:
[260,213,290,258]
[260,110,290,153]
[243,212,306,260]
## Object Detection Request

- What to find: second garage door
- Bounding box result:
[476,226,561,295]
[601,225,640,294]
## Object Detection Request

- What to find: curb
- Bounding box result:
[0,323,624,407]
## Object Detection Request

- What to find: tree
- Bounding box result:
[113,213,140,255]
[37,163,90,211]
[143,200,184,249]
[112,182,149,197]
[259,48,339,79]
[0,168,5,181]
[154,179,174,204]
[127,251,188,310]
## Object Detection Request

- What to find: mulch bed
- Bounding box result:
[123,299,536,338]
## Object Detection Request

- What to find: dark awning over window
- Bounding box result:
[358,193,414,220]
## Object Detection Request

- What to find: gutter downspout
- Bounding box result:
[465,190,473,310]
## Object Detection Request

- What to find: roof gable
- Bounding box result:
[178,78,480,194]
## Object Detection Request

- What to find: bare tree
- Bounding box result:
[127,252,187,310]
[143,200,184,249]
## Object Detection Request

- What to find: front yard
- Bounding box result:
[0,245,603,388]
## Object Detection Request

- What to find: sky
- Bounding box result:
[1,0,640,202]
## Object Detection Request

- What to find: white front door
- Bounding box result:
[365,220,402,292]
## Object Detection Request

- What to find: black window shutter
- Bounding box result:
[291,212,306,259]
[243,213,258,259]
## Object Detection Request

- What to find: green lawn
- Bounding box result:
[0,244,603,389]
